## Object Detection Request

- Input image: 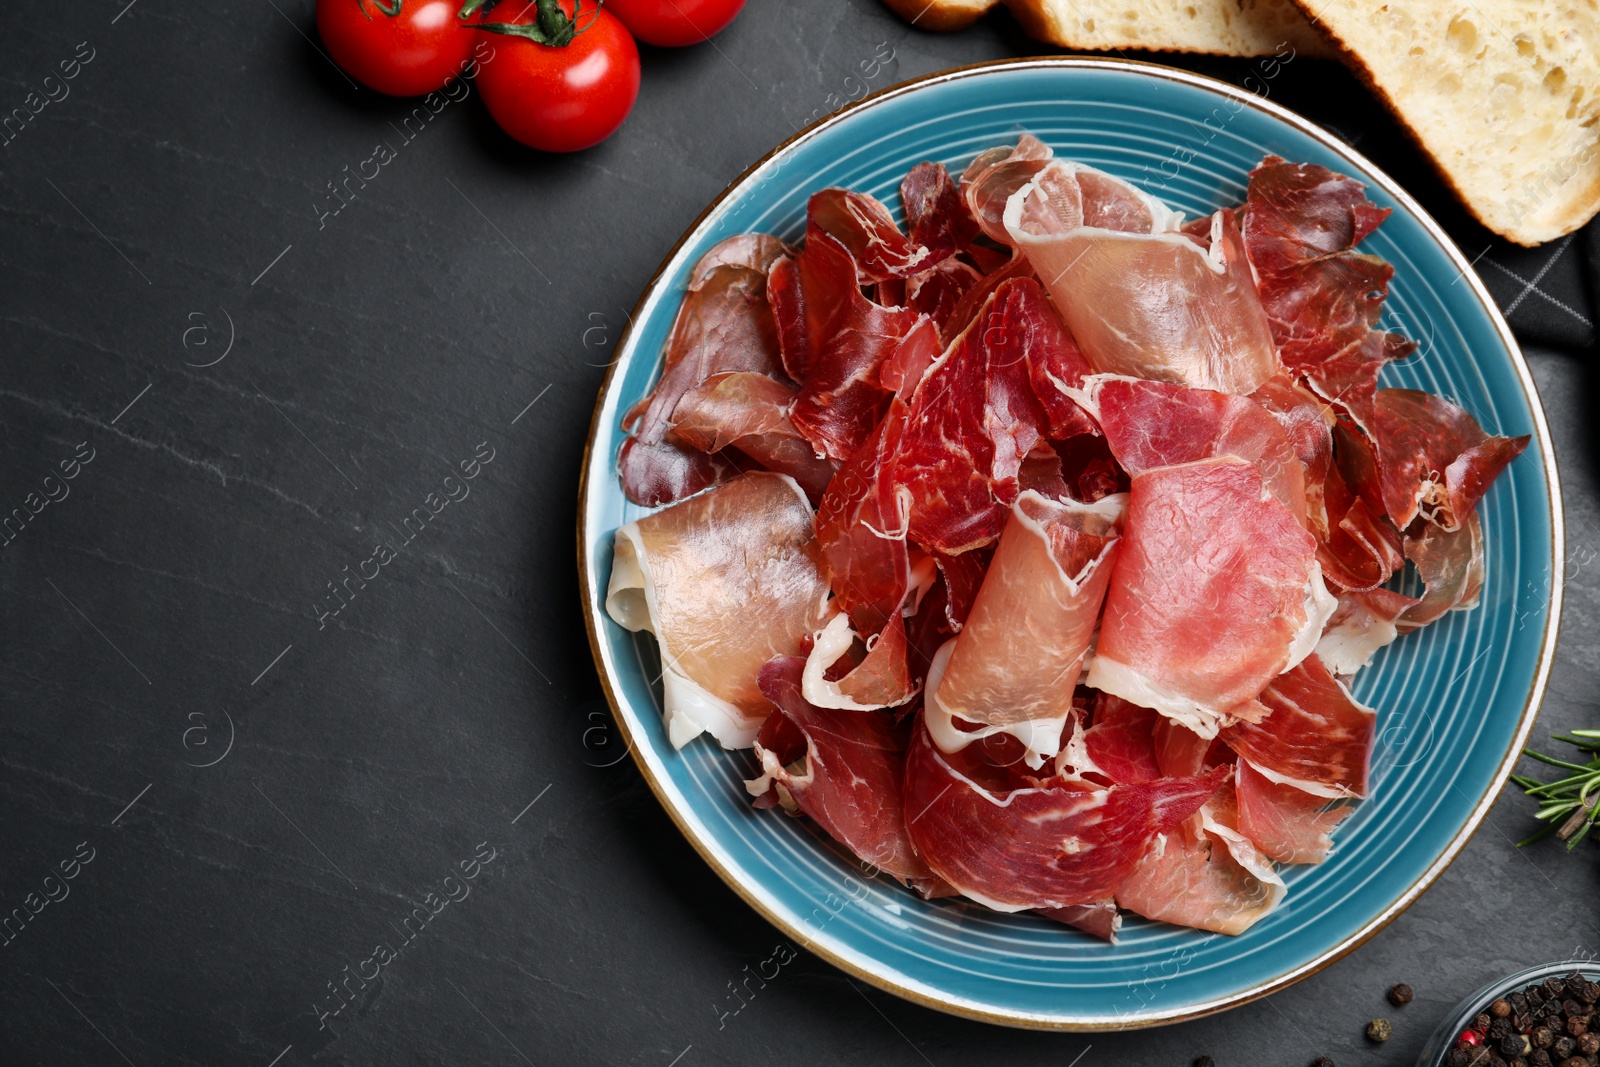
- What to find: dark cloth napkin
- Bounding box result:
[1469,225,1597,351]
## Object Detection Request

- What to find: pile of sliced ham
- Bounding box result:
[605,136,1529,938]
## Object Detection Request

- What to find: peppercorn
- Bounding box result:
[1564,999,1585,1018]
[1502,1035,1530,1057]
[1531,1051,1553,1067]
[1494,999,1515,1018]
[1492,1019,1516,1040]
[1479,1014,1496,1030]
[1387,982,1414,1007]
[1194,1058,1215,1067]
[1547,978,1568,998]
[1580,1033,1600,1055]
[1577,980,1599,1005]
[1564,1016,1588,1037]
[1450,1053,1472,1067]
[1515,1012,1534,1032]
[1367,1018,1393,1043]
[1552,1037,1576,1060]
[1534,1028,1556,1049]
[1559,1058,1587,1067]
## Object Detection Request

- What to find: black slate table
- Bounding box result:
[2,1,1598,1064]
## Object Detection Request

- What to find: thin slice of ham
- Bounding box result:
[669,372,835,502]
[746,657,945,895]
[1004,161,1279,395]
[806,188,941,283]
[1037,900,1122,942]
[1080,695,1162,786]
[1085,375,1308,528]
[1116,787,1286,935]
[1316,586,1419,676]
[801,611,917,711]
[1088,457,1336,738]
[960,134,1055,245]
[1373,388,1530,533]
[605,473,829,749]
[926,491,1125,765]
[901,161,980,260]
[1234,758,1354,864]
[1221,653,1375,798]
[1398,512,1485,634]
[903,718,1226,911]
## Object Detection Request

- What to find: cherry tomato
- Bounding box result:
[475,2,640,152]
[316,0,476,97]
[602,0,746,48]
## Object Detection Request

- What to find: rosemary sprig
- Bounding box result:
[1516,728,1600,850]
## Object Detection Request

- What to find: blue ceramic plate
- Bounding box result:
[577,59,1563,1030]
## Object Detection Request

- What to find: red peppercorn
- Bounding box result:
[1460,1030,1483,1046]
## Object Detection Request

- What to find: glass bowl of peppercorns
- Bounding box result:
[1419,962,1600,1067]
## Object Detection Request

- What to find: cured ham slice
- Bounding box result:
[1251,373,1335,537]
[1234,758,1354,864]
[688,233,790,285]
[806,188,939,283]
[768,229,921,462]
[905,259,984,335]
[1316,586,1418,676]
[815,403,911,636]
[926,491,1124,764]
[1116,790,1287,935]
[620,246,786,506]
[1087,375,1308,527]
[904,720,1225,911]
[1221,654,1375,798]
[888,278,1095,555]
[1037,900,1121,942]
[1003,161,1280,395]
[746,657,944,894]
[801,612,917,711]
[1398,513,1485,634]
[605,473,829,749]
[1372,388,1530,532]
[960,134,1054,245]
[669,372,835,501]
[1088,457,1336,738]
[901,161,980,260]
[1080,695,1161,786]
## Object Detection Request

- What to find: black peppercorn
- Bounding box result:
[1479,1013,1496,1030]
[1547,978,1568,998]
[1577,980,1599,1006]
[1564,999,1585,1018]
[1579,1033,1600,1056]
[1501,1035,1530,1057]
[1367,1018,1393,1043]
[1492,1019,1516,1040]
[1564,1016,1587,1037]
[1558,1058,1587,1067]
[1552,1037,1576,1060]
[1389,983,1414,1007]
[1194,1058,1214,1067]
[1515,1012,1534,1032]
[1530,1051,1553,1067]
[1450,1053,1472,1067]
[1534,1028,1556,1049]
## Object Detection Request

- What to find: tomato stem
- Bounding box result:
[470,0,589,46]
[358,0,403,17]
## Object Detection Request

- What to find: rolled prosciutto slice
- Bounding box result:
[605,473,829,749]
[1234,759,1353,865]
[1003,160,1280,395]
[1116,789,1286,935]
[926,491,1125,765]
[745,657,944,895]
[1088,457,1336,738]
[1220,654,1375,799]
[903,719,1225,911]
[1373,388,1529,533]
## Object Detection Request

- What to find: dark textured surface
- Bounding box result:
[1,1,1598,1064]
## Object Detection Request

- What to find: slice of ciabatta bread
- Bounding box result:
[879,0,1329,57]
[1293,1,1600,245]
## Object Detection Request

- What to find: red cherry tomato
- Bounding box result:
[602,0,746,47]
[475,2,640,152]
[316,0,476,97]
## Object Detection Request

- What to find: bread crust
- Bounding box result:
[878,0,998,32]
[1289,0,1600,246]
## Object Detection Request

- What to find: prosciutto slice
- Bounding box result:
[903,720,1225,911]
[887,278,1095,556]
[620,246,786,506]
[1038,900,1122,942]
[1373,388,1530,533]
[669,372,835,501]
[1003,161,1280,394]
[746,657,944,894]
[768,229,921,462]
[960,134,1054,245]
[1087,375,1308,527]
[901,161,980,260]
[926,491,1125,764]
[1316,586,1418,676]
[807,188,940,283]
[801,612,917,711]
[1398,512,1485,634]
[1234,758,1353,864]
[1080,695,1162,786]
[1088,457,1336,738]
[1221,654,1375,798]
[1116,789,1286,935]
[815,403,911,636]
[605,473,829,749]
